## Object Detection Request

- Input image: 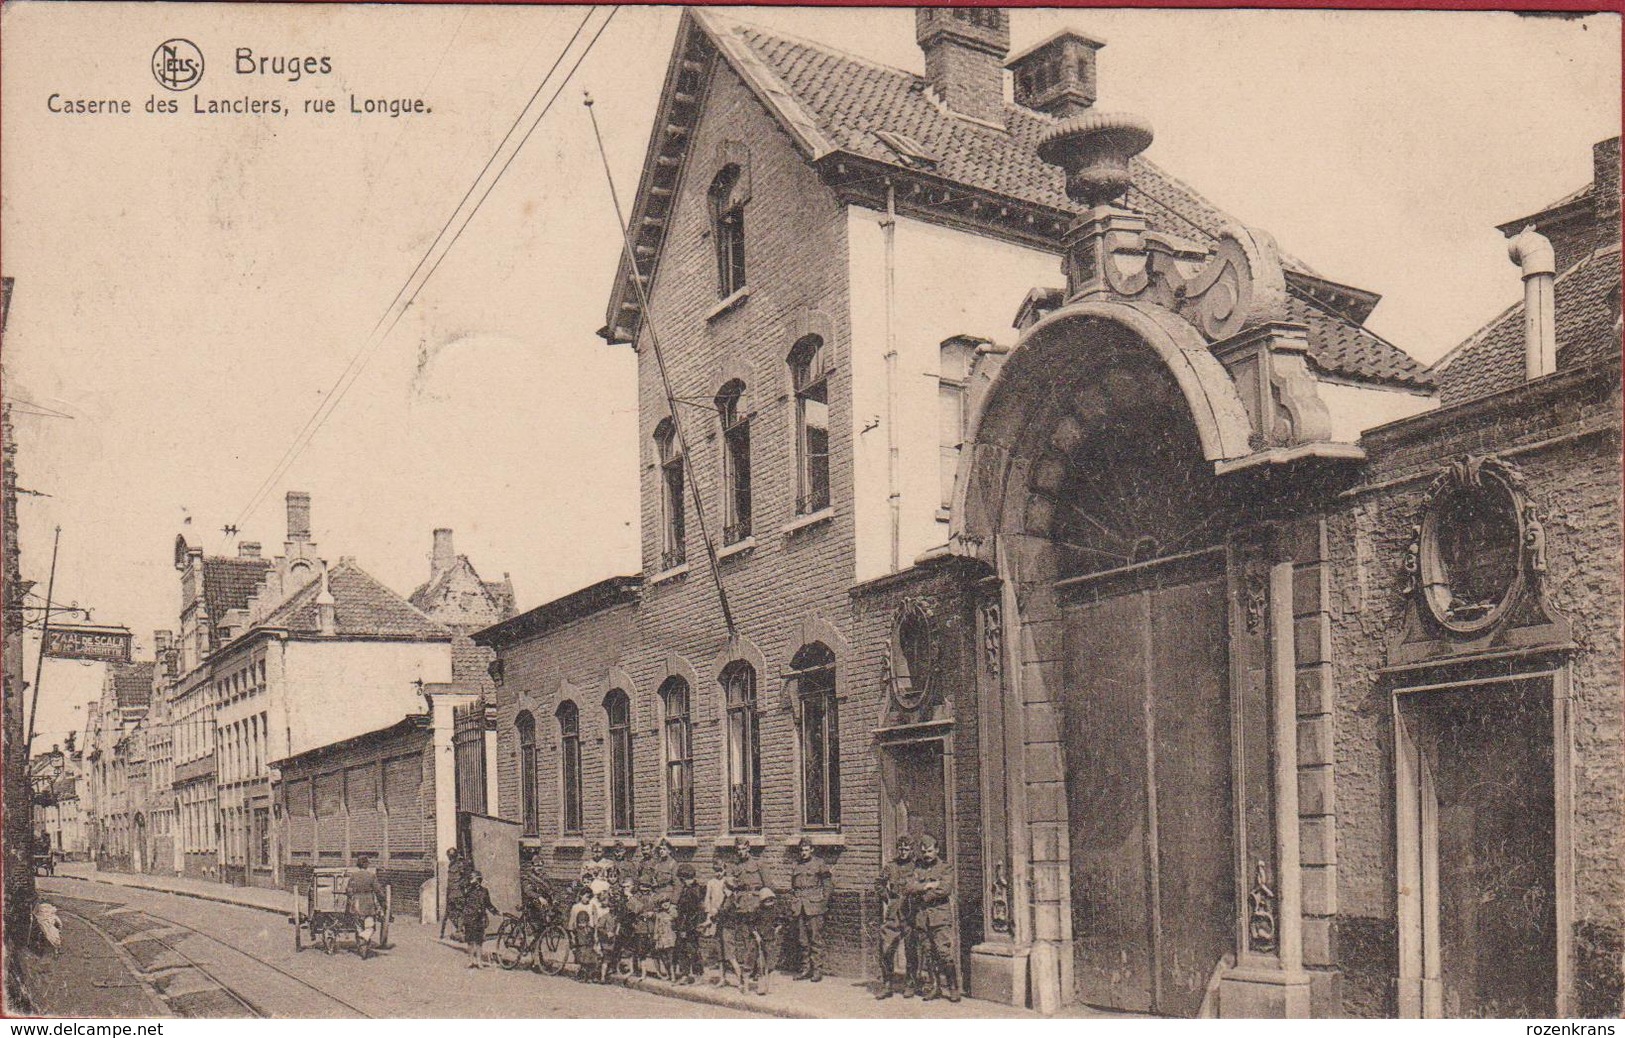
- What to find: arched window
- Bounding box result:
[709,165,747,298]
[717,381,752,543]
[605,690,634,835]
[660,678,694,834]
[790,336,831,515]
[793,644,840,828]
[557,701,582,835]
[722,662,761,832]
[655,419,685,571]
[516,711,538,836]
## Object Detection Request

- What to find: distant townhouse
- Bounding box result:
[83,660,154,870]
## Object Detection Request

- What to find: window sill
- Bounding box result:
[662,835,700,849]
[649,562,690,586]
[718,536,756,561]
[712,834,767,849]
[705,286,752,322]
[780,508,835,537]
[552,837,586,850]
[782,832,846,848]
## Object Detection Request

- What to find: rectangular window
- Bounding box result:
[254,807,270,867]
[792,338,831,515]
[720,390,752,544]
[559,705,583,835]
[607,692,634,835]
[662,680,694,834]
[657,423,686,571]
[724,664,761,831]
[314,772,342,819]
[345,764,378,813]
[797,652,841,828]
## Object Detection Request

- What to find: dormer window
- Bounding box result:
[709,165,747,298]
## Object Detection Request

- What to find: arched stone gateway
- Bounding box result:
[954,298,1326,1018]
[947,105,1365,1019]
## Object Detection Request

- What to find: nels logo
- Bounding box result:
[151,39,204,91]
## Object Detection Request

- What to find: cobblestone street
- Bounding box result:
[22,875,754,1019]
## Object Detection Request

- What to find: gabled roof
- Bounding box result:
[407,556,515,621]
[604,10,1430,390]
[109,661,155,711]
[1432,244,1621,407]
[257,559,450,642]
[202,556,272,647]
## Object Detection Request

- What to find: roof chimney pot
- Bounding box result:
[432,528,454,580]
[916,7,1010,126]
[286,491,311,544]
[1007,30,1105,119]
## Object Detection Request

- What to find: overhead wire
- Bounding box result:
[226,7,612,538]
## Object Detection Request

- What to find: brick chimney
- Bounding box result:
[238,542,261,559]
[916,7,1010,125]
[1008,30,1105,118]
[1593,136,1619,229]
[286,491,311,544]
[431,528,454,582]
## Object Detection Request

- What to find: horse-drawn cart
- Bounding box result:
[292,867,391,958]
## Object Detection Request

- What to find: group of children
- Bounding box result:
[568,848,723,985]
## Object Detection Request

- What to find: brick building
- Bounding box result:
[478,9,1619,1017]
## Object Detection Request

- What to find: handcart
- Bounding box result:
[292,867,391,958]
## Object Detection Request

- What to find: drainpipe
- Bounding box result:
[1508,225,1557,381]
[883,182,901,572]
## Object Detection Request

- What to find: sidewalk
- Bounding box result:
[52,862,291,917]
[607,971,1046,1019]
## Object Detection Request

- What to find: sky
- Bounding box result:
[2,3,1618,748]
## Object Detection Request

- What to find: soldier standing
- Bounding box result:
[724,835,767,994]
[788,837,832,982]
[908,835,959,1002]
[441,846,470,941]
[874,834,915,998]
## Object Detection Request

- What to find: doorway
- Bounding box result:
[1062,564,1234,1017]
[1397,678,1558,1017]
[881,739,947,849]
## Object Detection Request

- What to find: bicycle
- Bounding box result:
[493,898,571,975]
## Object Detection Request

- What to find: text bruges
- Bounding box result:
[236,48,332,83]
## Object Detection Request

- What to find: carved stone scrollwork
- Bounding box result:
[981,601,1003,679]
[1248,859,1278,954]
[1243,562,1268,635]
[1412,455,1547,637]
[1171,226,1291,344]
[888,597,939,716]
[989,861,1012,934]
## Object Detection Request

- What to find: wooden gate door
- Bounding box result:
[882,740,947,849]
[1063,570,1234,1017]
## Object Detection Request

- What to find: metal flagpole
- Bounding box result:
[584,90,736,636]
[25,525,59,757]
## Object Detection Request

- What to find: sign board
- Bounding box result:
[42,624,132,663]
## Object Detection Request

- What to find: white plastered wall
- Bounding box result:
[846,207,1062,583]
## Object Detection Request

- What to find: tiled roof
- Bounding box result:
[695,14,1429,389]
[109,661,155,711]
[258,560,450,641]
[201,556,272,647]
[1283,291,1432,390]
[1432,245,1621,407]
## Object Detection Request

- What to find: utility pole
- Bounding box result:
[1,278,36,998]
[24,526,59,757]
